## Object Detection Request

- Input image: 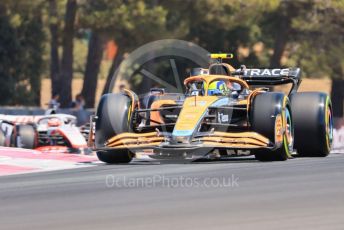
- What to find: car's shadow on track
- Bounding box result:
[99,152,344,166]
[110,156,259,165]
[194,157,258,163]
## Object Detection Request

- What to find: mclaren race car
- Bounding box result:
[0,114,90,153]
[91,53,333,163]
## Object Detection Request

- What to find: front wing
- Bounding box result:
[96,131,274,152]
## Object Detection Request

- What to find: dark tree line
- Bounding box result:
[48,0,77,108]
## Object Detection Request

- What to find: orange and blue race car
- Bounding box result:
[91,53,333,163]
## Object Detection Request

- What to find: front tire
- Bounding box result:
[95,93,133,164]
[97,151,133,164]
[251,93,293,161]
[290,92,332,157]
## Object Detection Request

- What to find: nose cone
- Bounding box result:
[172,96,218,140]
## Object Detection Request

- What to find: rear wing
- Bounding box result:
[232,68,301,94]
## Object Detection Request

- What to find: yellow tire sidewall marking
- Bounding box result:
[282,96,292,157]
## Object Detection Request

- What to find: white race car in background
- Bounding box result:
[0,114,91,154]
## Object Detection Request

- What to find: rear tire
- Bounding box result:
[290,92,332,157]
[251,93,293,161]
[95,93,133,164]
[14,125,37,149]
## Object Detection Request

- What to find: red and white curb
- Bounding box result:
[1,127,343,176]
[0,147,98,176]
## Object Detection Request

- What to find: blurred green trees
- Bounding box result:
[0,0,343,115]
[0,1,45,105]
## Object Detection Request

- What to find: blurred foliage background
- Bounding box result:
[0,0,343,116]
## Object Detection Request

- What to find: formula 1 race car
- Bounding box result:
[91,53,333,163]
[0,114,90,153]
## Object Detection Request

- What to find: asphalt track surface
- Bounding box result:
[1,152,344,230]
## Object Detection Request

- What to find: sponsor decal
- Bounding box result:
[218,112,229,123]
[238,68,290,77]
[164,114,178,119]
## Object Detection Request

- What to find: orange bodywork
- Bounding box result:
[150,100,177,125]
